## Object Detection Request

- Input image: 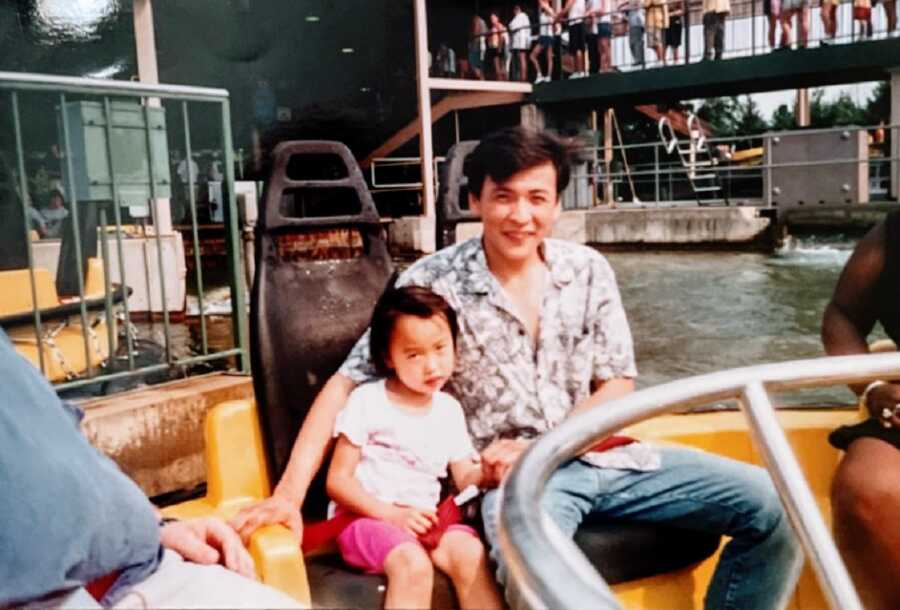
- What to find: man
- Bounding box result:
[0,330,300,609]
[822,211,900,610]
[702,0,730,59]
[621,0,646,67]
[559,0,588,78]
[232,127,800,610]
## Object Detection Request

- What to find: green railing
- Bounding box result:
[0,71,248,392]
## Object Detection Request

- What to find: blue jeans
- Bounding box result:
[481,446,802,610]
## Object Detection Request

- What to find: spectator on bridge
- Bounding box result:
[779,0,810,48]
[822,211,900,610]
[486,12,508,80]
[702,0,730,59]
[820,0,838,44]
[665,0,685,64]
[509,4,532,82]
[531,0,557,82]
[852,0,873,38]
[0,330,301,609]
[586,0,602,73]
[621,0,646,67]
[592,0,614,71]
[881,0,897,36]
[560,0,589,78]
[465,14,487,80]
[764,0,781,47]
[645,0,670,65]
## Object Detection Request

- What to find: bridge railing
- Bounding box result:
[497,350,900,610]
[450,0,897,81]
[0,71,249,395]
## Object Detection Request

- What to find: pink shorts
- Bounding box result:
[336,518,479,574]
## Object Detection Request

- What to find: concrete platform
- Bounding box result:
[449,207,773,250]
[79,372,253,497]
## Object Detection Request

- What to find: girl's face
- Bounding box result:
[386,313,456,398]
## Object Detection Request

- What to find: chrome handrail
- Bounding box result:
[498,351,900,610]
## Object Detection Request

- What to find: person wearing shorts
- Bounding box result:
[561,0,588,77]
[586,0,602,73]
[780,0,810,48]
[702,0,730,59]
[764,0,781,47]
[644,0,669,64]
[819,0,838,44]
[665,2,684,63]
[591,0,613,71]
[531,0,557,82]
[466,14,487,79]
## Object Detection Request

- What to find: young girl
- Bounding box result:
[326,286,503,610]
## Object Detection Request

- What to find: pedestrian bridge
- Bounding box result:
[532,37,900,108]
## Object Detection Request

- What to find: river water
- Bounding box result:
[606,234,873,407]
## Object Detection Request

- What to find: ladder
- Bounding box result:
[658,114,729,206]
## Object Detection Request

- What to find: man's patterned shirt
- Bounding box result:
[339,237,638,451]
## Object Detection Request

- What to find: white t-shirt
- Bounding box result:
[569,0,587,23]
[587,0,602,32]
[509,12,532,50]
[539,8,553,36]
[333,380,478,510]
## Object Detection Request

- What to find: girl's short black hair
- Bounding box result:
[369,285,459,377]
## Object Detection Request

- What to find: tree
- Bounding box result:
[770,104,795,130]
[809,89,867,127]
[696,97,740,137]
[865,81,889,125]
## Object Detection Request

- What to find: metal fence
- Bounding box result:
[0,71,248,393]
[497,350,900,610]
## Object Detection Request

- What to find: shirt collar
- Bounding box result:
[460,238,575,294]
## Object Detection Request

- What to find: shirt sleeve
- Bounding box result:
[443,396,479,463]
[337,328,378,384]
[591,257,639,381]
[333,385,370,447]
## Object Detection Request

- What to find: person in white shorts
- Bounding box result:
[509,4,532,82]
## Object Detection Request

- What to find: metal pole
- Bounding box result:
[59,93,95,377]
[742,381,863,610]
[454,110,461,144]
[684,0,690,64]
[102,97,135,370]
[220,100,250,372]
[11,91,45,375]
[752,0,757,56]
[414,0,436,223]
[182,102,208,355]
[142,104,172,364]
[98,207,117,368]
[654,143,661,204]
[592,110,599,207]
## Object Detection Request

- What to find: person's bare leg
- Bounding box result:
[430,532,503,610]
[885,0,897,32]
[546,45,554,79]
[768,13,777,46]
[600,37,610,71]
[530,44,544,78]
[799,5,810,46]
[831,438,900,610]
[518,51,528,81]
[383,543,434,610]
[781,12,793,47]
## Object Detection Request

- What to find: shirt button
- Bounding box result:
[519,329,526,336]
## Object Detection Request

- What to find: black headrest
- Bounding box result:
[250,141,393,518]
[435,140,479,249]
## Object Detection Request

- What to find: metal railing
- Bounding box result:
[567,121,899,207]
[451,0,898,81]
[496,350,900,610]
[0,71,248,392]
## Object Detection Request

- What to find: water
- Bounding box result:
[606,234,870,407]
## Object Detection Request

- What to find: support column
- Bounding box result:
[891,70,900,200]
[413,0,436,225]
[133,0,171,234]
[520,104,546,129]
[795,88,810,127]
[603,109,614,205]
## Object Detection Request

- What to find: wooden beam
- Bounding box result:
[428,77,533,94]
[361,91,525,169]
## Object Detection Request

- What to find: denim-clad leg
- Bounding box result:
[482,446,802,610]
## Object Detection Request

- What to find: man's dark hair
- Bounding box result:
[369,285,459,377]
[464,127,576,198]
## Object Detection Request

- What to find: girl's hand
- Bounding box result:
[386,505,438,535]
[866,382,900,428]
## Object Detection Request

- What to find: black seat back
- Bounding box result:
[435,141,479,249]
[0,155,27,271]
[251,141,393,519]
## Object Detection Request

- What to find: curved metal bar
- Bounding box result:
[498,351,900,610]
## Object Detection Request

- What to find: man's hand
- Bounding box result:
[480,438,530,488]
[384,505,438,536]
[866,382,900,428]
[229,493,303,545]
[160,517,257,580]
